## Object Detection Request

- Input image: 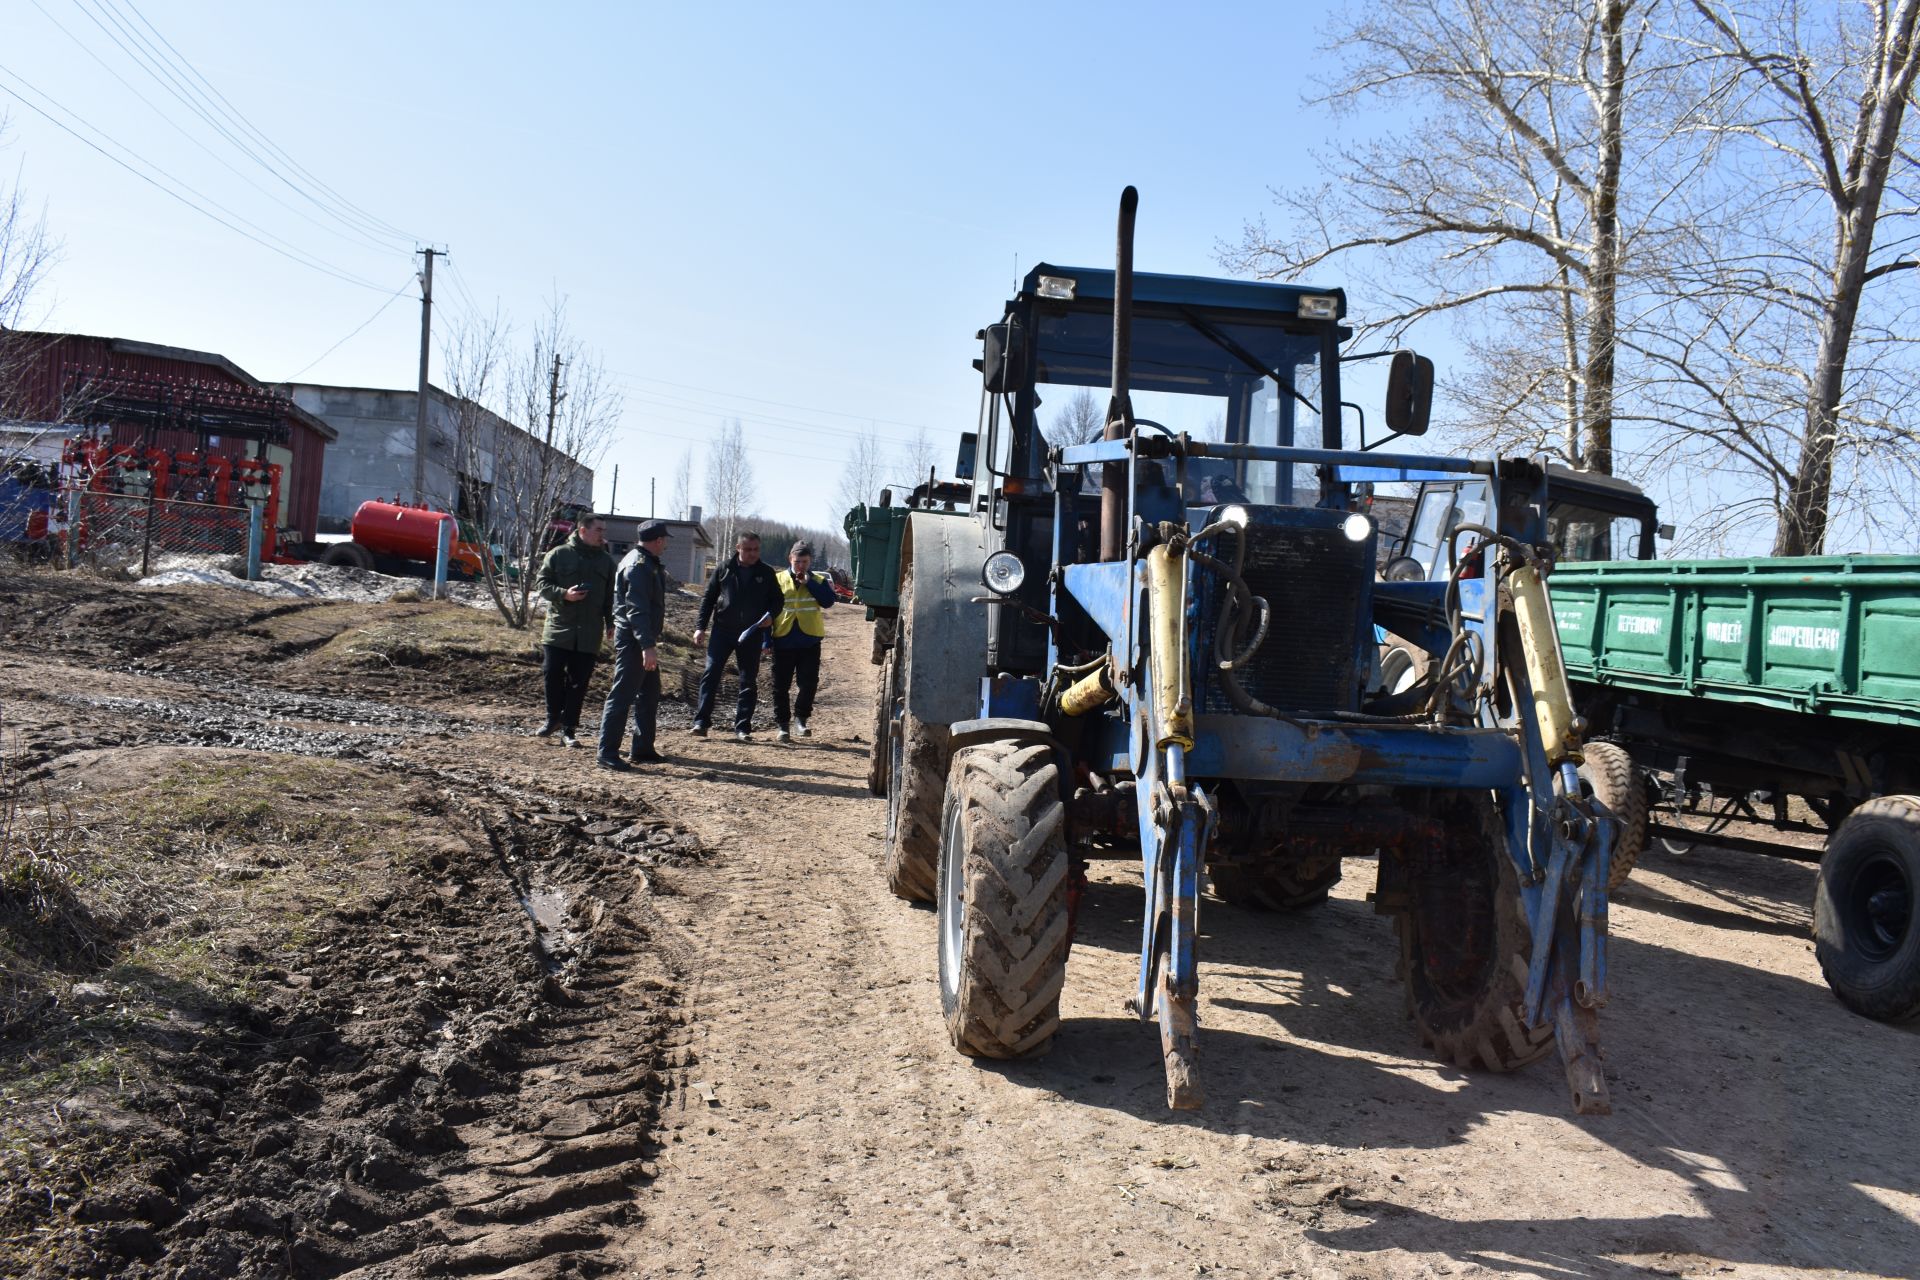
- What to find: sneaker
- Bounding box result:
[735,729,751,742]
[796,720,812,738]
[561,732,581,749]
[775,727,791,743]
[596,755,632,773]
[534,722,559,738]
[689,724,709,739]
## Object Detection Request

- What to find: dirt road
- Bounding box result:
[2,576,1915,1278]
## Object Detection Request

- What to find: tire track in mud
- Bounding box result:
[1,658,709,1278]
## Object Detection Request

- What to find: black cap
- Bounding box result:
[638,520,672,541]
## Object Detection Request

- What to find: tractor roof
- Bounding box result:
[1023,263,1347,320]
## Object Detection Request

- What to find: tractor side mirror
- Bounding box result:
[973,321,1027,394]
[954,432,978,481]
[1385,351,1435,437]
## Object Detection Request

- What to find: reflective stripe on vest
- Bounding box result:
[772,569,826,638]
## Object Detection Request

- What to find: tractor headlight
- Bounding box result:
[1298,294,1339,320]
[1341,513,1373,542]
[1036,275,1077,301]
[982,550,1026,595]
[1220,505,1250,528]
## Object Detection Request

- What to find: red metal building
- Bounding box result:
[1,332,336,540]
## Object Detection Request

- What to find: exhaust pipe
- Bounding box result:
[1099,186,1139,563]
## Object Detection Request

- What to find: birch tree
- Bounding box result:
[897,427,937,490]
[705,419,755,554]
[0,118,59,463]
[1225,0,1708,474]
[670,448,693,520]
[833,425,887,520]
[1050,387,1106,446]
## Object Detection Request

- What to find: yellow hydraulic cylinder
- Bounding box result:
[1510,560,1577,764]
[1060,662,1117,716]
[1145,544,1194,750]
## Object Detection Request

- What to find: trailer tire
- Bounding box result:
[867,651,896,798]
[937,740,1070,1058]
[1397,792,1554,1072]
[870,615,895,666]
[1815,795,1920,1023]
[1209,859,1341,910]
[321,541,374,570]
[1579,741,1647,891]
[885,713,947,901]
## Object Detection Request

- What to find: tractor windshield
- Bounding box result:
[1032,307,1330,507]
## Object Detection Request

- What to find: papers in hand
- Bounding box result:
[738,612,772,644]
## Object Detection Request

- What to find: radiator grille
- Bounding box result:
[1202,522,1367,715]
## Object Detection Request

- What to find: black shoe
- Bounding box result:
[689,724,709,739]
[596,755,632,772]
[534,722,559,738]
[561,732,581,749]
[631,747,666,764]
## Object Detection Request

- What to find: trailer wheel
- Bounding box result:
[885,713,946,901]
[1397,792,1553,1072]
[937,740,1070,1058]
[1579,742,1646,891]
[1209,859,1341,910]
[321,541,374,570]
[867,651,896,798]
[1815,795,1920,1023]
[870,615,895,666]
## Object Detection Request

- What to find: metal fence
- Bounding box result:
[63,490,261,577]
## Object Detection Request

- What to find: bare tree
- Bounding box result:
[706,419,755,554]
[1225,0,1713,475]
[670,447,693,520]
[833,425,888,521]
[0,118,61,468]
[1049,387,1105,446]
[447,300,621,628]
[896,426,937,491]
[1676,0,1920,554]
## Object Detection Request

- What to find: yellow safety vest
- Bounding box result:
[772,569,827,638]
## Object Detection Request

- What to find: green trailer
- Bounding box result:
[1551,555,1920,1025]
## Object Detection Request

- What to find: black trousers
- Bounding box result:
[541,644,599,733]
[598,629,661,757]
[694,631,763,732]
[771,645,821,728]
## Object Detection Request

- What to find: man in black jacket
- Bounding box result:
[597,521,672,771]
[692,531,782,740]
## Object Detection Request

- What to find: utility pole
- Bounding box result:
[543,353,565,448]
[610,464,619,513]
[650,477,656,518]
[411,247,442,506]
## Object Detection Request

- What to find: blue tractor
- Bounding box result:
[873,189,1617,1113]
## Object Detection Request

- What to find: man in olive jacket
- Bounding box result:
[597,521,672,770]
[533,514,614,746]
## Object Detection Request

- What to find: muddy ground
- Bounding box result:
[0,568,1914,1279]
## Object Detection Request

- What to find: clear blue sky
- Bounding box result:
[3,0,1390,532]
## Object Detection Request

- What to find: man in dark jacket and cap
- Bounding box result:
[533,513,614,747]
[598,520,673,771]
[691,530,782,741]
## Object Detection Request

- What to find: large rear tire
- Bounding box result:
[1397,792,1553,1072]
[1209,859,1341,911]
[885,712,946,901]
[1579,741,1647,891]
[867,650,895,798]
[1815,796,1920,1023]
[936,740,1070,1058]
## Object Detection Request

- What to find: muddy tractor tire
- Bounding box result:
[1815,795,1920,1023]
[1377,637,1431,698]
[1579,741,1647,891]
[870,614,896,665]
[885,712,947,902]
[1209,859,1341,911]
[1397,793,1554,1072]
[936,740,1071,1058]
[867,651,896,798]
[321,541,374,570]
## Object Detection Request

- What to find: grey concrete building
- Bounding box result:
[601,505,714,585]
[280,382,593,536]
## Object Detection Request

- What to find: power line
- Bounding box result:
[607,379,931,448]
[0,61,395,292]
[605,366,936,435]
[288,277,416,379]
[28,0,398,258]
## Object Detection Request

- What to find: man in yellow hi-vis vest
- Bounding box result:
[768,539,838,742]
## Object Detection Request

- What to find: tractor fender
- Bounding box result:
[901,511,988,725]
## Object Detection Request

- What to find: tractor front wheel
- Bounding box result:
[1396,793,1553,1072]
[867,650,896,798]
[937,740,1071,1058]
[1578,741,1647,891]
